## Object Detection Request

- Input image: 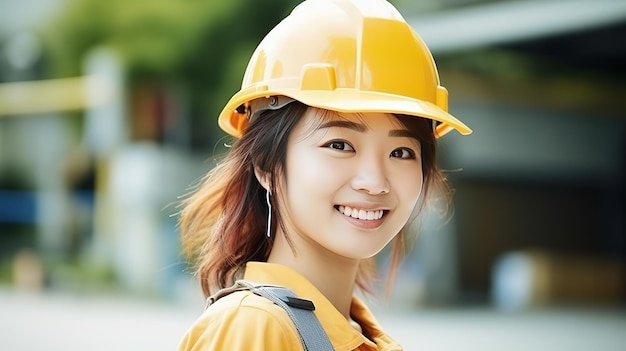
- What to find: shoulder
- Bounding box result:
[178,290,303,351]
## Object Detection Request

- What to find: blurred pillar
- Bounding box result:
[82,47,127,271]
[83,47,127,157]
[415,213,459,305]
[390,210,459,307]
[107,143,161,293]
[100,143,199,294]
[34,113,73,259]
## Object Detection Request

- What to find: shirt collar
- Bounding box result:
[243,262,401,351]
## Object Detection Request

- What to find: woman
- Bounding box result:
[178,0,471,350]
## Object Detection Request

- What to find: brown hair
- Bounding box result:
[179,101,450,297]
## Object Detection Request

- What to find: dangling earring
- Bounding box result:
[265,189,272,238]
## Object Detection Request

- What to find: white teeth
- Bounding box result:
[337,206,383,220]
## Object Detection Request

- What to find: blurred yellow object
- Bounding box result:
[493,250,626,310]
[0,75,114,116]
[530,251,625,305]
[218,0,472,138]
[12,249,44,292]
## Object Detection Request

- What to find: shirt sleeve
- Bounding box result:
[178,298,304,351]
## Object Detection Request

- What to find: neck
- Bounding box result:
[268,232,359,319]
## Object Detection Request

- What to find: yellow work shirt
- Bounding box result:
[178,262,402,351]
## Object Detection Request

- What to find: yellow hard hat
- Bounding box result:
[218,0,472,138]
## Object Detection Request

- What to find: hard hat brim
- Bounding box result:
[218,88,473,138]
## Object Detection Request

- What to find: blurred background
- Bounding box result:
[0,0,624,350]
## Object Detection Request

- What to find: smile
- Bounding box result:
[336,205,386,220]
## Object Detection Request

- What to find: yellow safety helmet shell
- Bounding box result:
[218,0,472,138]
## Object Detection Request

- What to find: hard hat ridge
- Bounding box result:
[294,0,405,21]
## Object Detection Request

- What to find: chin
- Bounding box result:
[333,246,386,260]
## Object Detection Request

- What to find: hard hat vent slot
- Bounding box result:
[300,64,337,91]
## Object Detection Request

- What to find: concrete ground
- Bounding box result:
[1,287,625,351]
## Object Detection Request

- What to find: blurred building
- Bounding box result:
[0,0,625,308]
[402,0,626,308]
[0,0,68,287]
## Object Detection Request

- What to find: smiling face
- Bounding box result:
[274,108,425,261]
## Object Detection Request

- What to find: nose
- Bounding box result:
[351,157,390,195]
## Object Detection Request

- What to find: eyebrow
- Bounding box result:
[318,120,366,132]
[318,120,417,139]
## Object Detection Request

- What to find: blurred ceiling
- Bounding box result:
[406,0,626,182]
[2,0,624,73]
[505,21,626,73]
[408,0,626,72]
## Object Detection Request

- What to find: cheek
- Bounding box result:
[284,151,325,215]
[395,166,424,205]
[287,152,347,193]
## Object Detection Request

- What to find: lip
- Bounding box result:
[334,204,389,230]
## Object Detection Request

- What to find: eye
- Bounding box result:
[390,147,416,159]
[324,140,354,152]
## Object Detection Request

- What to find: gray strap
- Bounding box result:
[208,280,335,351]
[247,96,296,122]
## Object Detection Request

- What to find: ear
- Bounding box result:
[253,166,271,191]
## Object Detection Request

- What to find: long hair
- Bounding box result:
[179,101,451,297]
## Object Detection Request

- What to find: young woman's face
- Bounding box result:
[278,108,424,260]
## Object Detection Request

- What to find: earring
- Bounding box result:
[265,190,272,238]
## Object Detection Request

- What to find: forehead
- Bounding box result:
[296,107,407,135]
